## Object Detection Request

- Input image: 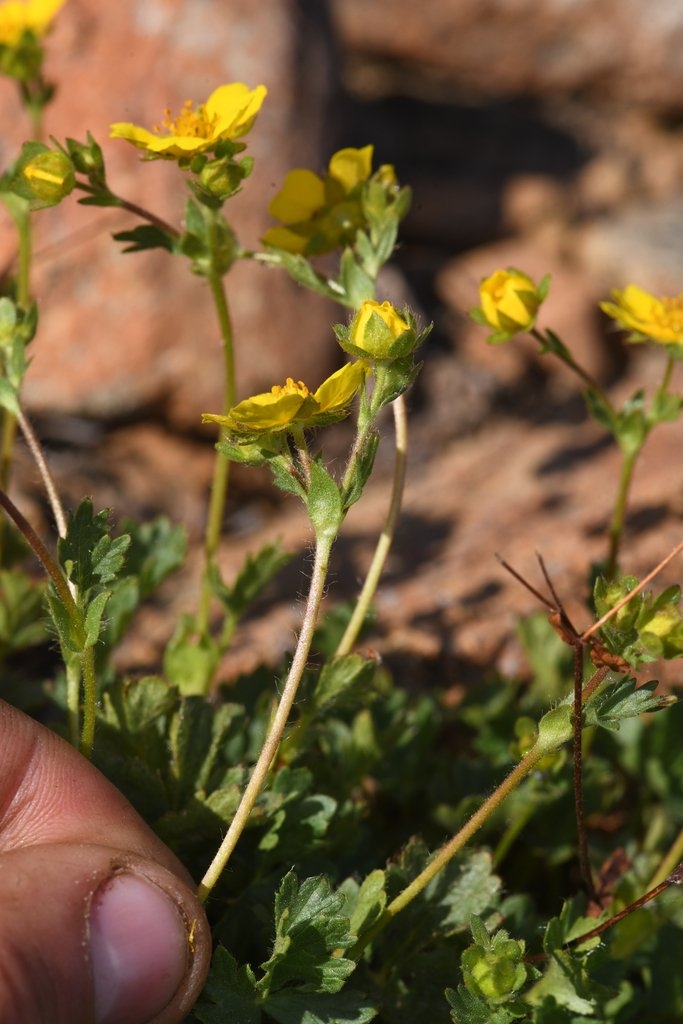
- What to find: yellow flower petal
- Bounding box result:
[327,145,374,193]
[0,0,65,44]
[600,283,683,345]
[109,82,266,159]
[205,82,267,138]
[268,169,326,224]
[261,225,309,254]
[312,360,365,412]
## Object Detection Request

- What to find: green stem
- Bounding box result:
[195,261,236,640]
[197,531,334,903]
[531,328,615,415]
[74,182,180,239]
[605,450,637,580]
[350,741,547,958]
[336,394,407,657]
[647,827,683,890]
[0,488,92,750]
[0,206,31,534]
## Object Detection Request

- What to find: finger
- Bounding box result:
[0,701,211,1024]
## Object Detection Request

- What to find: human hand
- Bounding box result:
[0,699,211,1023]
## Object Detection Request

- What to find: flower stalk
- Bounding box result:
[197,530,335,903]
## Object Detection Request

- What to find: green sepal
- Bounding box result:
[83,589,111,649]
[306,458,344,537]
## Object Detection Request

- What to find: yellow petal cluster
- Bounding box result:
[263,145,390,255]
[479,269,543,334]
[0,0,65,46]
[202,362,365,436]
[600,284,683,345]
[348,300,410,358]
[110,82,267,159]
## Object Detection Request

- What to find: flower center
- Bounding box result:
[270,378,310,399]
[658,296,683,332]
[156,100,218,139]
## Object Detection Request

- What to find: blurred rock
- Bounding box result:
[0,0,339,426]
[331,0,683,112]
[577,199,683,294]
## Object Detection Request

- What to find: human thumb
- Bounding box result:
[0,700,211,1023]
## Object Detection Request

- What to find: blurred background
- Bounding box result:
[2,0,683,680]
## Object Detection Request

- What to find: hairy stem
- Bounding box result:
[350,741,548,958]
[16,406,67,539]
[197,532,334,903]
[336,395,407,657]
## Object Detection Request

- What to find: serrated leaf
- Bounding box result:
[585,677,672,731]
[191,945,261,1024]
[263,247,344,302]
[168,695,215,804]
[445,985,523,1024]
[264,989,377,1024]
[58,501,129,593]
[525,951,601,1014]
[343,870,386,938]
[113,223,175,254]
[117,516,186,597]
[210,540,291,623]
[260,873,356,996]
[312,654,378,715]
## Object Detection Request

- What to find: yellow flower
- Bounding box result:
[0,0,64,46]
[202,361,365,437]
[342,300,412,360]
[600,284,683,345]
[263,145,391,255]
[472,268,548,343]
[109,82,267,159]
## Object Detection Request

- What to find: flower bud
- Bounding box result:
[339,300,414,360]
[473,268,548,343]
[21,149,75,206]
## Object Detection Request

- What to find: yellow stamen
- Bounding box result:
[659,296,683,333]
[270,378,310,398]
[155,100,219,139]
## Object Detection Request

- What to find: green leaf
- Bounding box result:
[210,540,290,622]
[191,945,261,1024]
[83,589,111,648]
[117,516,186,597]
[259,873,356,997]
[264,989,377,1024]
[312,654,378,715]
[446,985,524,1024]
[307,459,343,537]
[58,501,130,593]
[0,378,20,416]
[112,224,175,254]
[342,432,379,511]
[339,249,375,307]
[262,248,345,302]
[343,870,386,938]
[584,677,674,731]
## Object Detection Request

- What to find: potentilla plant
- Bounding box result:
[4,6,683,1022]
